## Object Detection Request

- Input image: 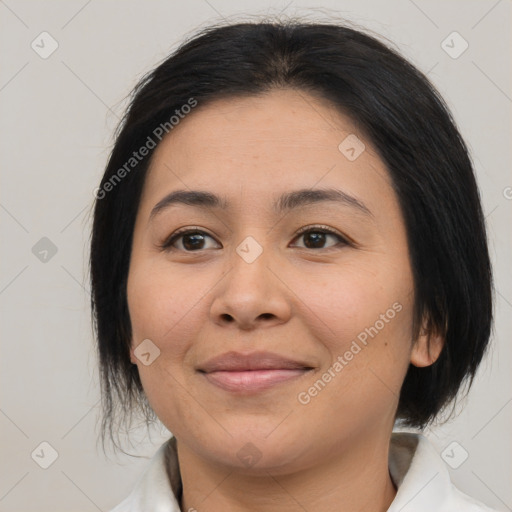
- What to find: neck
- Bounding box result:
[175,430,397,512]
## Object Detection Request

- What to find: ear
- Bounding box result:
[129,343,138,365]
[410,320,445,368]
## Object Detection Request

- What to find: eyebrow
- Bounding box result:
[149,187,372,220]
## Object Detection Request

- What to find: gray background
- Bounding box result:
[0,0,511,510]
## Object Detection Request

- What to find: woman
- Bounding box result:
[90,19,496,511]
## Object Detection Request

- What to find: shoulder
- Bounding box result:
[107,438,181,512]
[447,484,499,511]
[388,432,500,512]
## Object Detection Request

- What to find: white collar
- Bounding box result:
[110,431,496,511]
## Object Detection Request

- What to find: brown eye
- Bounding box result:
[291,226,348,250]
[161,229,220,252]
[160,225,349,253]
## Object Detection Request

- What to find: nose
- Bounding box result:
[209,237,292,331]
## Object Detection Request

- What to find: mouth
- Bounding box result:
[196,351,315,393]
[200,368,314,393]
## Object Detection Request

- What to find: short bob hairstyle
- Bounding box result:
[89,19,493,450]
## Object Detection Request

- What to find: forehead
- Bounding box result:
[139,89,393,215]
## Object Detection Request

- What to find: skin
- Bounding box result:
[127,88,444,512]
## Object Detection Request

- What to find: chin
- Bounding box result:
[197,423,313,474]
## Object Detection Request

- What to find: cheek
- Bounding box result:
[289,259,414,404]
[288,258,413,349]
[126,260,209,431]
[127,259,207,354]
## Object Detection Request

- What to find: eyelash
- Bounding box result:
[158,225,350,252]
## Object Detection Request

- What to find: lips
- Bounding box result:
[197,351,315,393]
[197,350,314,372]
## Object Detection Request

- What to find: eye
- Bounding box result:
[159,225,349,253]
[290,225,349,250]
[159,227,219,252]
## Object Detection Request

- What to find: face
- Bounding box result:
[127,88,441,473]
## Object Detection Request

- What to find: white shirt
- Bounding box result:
[109,432,498,511]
